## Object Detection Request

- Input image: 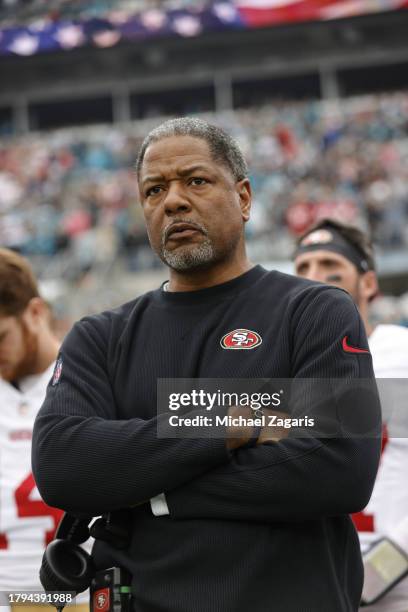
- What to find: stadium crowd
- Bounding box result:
[0,0,207,25]
[1,91,408,268]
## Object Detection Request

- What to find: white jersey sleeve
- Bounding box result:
[356,324,408,612]
[0,364,64,592]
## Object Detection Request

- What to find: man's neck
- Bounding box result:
[366,323,375,338]
[167,259,253,292]
[358,303,374,338]
[31,334,60,377]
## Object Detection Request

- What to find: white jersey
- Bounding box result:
[0,363,64,592]
[356,324,408,612]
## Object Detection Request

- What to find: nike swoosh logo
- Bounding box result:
[342,336,370,354]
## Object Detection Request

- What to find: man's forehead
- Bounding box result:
[140,135,215,175]
[143,135,211,164]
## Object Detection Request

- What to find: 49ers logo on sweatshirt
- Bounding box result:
[220,329,262,350]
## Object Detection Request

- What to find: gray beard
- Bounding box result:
[161,237,215,271]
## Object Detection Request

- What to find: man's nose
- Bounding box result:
[164,182,192,215]
[305,265,326,283]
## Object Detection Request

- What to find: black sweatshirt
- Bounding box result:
[32,266,381,612]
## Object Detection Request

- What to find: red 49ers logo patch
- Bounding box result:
[220,329,262,350]
[93,588,110,612]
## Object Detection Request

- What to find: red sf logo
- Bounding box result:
[97,594,106,608]
[94,589,110,612]
[220,329,262,350]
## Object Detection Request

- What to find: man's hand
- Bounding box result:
[256,409,291,445]
[225,405,254,450]
[225,406,291,450]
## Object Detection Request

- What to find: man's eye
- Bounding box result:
[146,186,163,197]
[189,177,207,186]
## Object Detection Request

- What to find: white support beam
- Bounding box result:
[214,72,233,112]
[112,86,131,123]
[319,65,340,100]
[13,97,29,134]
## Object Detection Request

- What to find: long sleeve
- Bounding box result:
[32,318,229,515]
[165,288,382,522]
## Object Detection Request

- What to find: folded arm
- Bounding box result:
[165,288,382,522]
[32,318,230,515]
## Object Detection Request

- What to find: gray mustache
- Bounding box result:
[163,219,208,243]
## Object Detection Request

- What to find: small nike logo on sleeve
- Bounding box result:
[342,336,370,354]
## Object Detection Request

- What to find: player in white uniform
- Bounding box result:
[0,248,88,612]
[363,324,408,611]
[294,219,408,612]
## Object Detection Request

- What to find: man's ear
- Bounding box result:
[237,178,251,222]
[360,270,379,302]
[22,297,49,332]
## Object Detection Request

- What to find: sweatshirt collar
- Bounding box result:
[157,265,266,306]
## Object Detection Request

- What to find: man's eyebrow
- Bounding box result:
[142,174,165,187]
[142,165,212,187]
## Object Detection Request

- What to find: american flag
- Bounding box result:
[234,0,408,27]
